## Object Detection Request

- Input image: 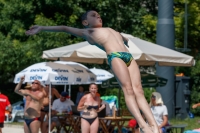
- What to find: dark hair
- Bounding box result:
[81,10,94,21]
[84,91,90,95]
[89,83,98,88]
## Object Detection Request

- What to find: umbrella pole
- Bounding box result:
[64,84,66,92]
[68,85,71,99]
[48,84,52,133]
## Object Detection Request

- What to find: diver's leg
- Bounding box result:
[127,59,159,133]
[111,58,153,133]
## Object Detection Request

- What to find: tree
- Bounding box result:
[0,0,159,83]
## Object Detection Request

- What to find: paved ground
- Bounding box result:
[2,124,43,133]
[2,124,24,133]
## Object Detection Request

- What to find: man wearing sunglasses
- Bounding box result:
[14,76,46,133]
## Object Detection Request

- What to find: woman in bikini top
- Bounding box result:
[77,83,105,133]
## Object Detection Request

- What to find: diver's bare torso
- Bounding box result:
[83,27,129,54]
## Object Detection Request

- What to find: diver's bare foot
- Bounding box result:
[150,125,160,133]
[140,126,153,133]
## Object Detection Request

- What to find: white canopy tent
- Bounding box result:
[42,33,195,67]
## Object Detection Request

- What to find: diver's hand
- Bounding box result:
[25,25,42,35]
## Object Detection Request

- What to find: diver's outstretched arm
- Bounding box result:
[25,25,86,38]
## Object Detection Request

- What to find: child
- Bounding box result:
[26,10,159,133]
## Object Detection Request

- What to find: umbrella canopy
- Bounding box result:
[89,68,114,83]
[42,33,195,67]
[122,33,195,66]
[43,41,105,64]
[14,62,96,84]
[54,61,97,84]
[101,72,168,88]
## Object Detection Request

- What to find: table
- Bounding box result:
[99,117,132,133]
[56,114,81,133]
[69,115,81,133]
[56,113,71,133]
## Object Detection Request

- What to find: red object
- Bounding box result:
[66,96,70,99]
[128,119,137,128]
[96,93,100,97]
[0,94,10,122]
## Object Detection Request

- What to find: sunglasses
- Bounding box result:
[151,95,156,99]
[32,82,39,85]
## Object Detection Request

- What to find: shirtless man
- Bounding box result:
[15,76,46,133]
[40,84,60,130]
[25,10,159,133]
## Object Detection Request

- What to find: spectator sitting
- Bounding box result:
[42,91,74,133]
[127,119,140,133]
[149,92,168,133]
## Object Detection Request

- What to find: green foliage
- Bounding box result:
[170,116,200,130]
[174,53,200,115]
[0,0,200,118]
[0,0,159,83]
[188,54,200,115]
[144,88,156,103]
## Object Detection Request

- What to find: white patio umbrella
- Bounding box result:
[54,61,96,84]
[14,62,93,84]
[121,33,195,66]
[42,33,195,67]
[89,68,114,84]
[54,61,97,95]
[14,62,96,133]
